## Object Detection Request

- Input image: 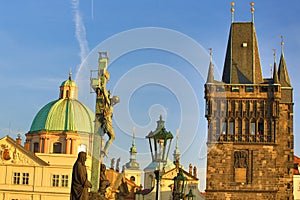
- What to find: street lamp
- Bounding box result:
[185,189,195,200]
[173,168,187,200]
[146,115,173,200]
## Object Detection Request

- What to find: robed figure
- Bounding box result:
[70,152,92,200]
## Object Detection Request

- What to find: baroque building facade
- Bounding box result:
[204,9,294,200]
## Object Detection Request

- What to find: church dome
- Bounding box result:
[28,74,94,134]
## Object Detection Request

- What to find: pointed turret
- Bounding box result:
[206,48,214,83]
[173,130,180,164]
[222,3,263,84]
[125,128,140,170]
[272,49,279,84]
[278,37,291,87]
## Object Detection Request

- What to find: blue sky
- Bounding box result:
[0,1,299,191]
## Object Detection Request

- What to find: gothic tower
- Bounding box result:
[204,3,293,199]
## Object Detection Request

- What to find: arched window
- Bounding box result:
[130,176,136,182]
[229,119,234,134]
[221,121,226,135]
[258,119,264,135]
[250,119,256,135]
[33,142,39,153]
[53,142,62,153]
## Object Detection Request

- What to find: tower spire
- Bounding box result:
[272,49,279,84]
[250,2,255,23]
[206,48,214,83]
[231,2,235,23]
[173,130,180,164]
[125,127,140,170]
[278,35,291,87]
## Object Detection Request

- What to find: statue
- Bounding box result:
[70,152,92,200]
[99,164,110,195]
[193,166,197,178]
[116,158,120,172]
[96,83,119,157]
[110,158,115,170]
[189,163,193,174]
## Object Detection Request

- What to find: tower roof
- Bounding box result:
[222,22,263,84]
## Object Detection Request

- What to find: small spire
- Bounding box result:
[231,2,235,23]
[209,48,213,63]
[69,68,72,81]
[250,2,255,23]
[132,127,136,147]
[173,130,180,164]
[206,48,214,83]
[280,35,284,54]
[272,49,279,84]
[278,35,291,87]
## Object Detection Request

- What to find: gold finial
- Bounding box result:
[280,35,284,53]
[250,2,255,22]
[231,2,235,22]
[208,48,213,62]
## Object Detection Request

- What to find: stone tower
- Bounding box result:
[204,3,294,200]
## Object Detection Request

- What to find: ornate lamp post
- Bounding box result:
[173,168,187,200]
[185,189,195,200]
[146,115,173,200]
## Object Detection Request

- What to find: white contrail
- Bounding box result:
[72,0,90,64]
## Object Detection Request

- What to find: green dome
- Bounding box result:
[29,99,94,133]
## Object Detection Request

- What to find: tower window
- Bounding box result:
[130,176,136,182]
[250,121,256,135]
[222,121,226,134]
[258,120,264,136]
[33,142,39,153]
[245,86,254,92]
[53,142,62,153]
[229,120,234,134]
[231,87,239,92]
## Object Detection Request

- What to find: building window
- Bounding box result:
[52,175,59,187]
[13,172,29,185]
[130,176,136,182]
[221,121,226,134]
[246,86,254,92]
[52,174,69,187]
[61,175,69,187]
[250,121,256,135]
[22,173,29,185]
[229,120,234,134]
[53,142,62,153]
[33,142,39,153]
[287,168,290,175]
[13,172,20,184]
